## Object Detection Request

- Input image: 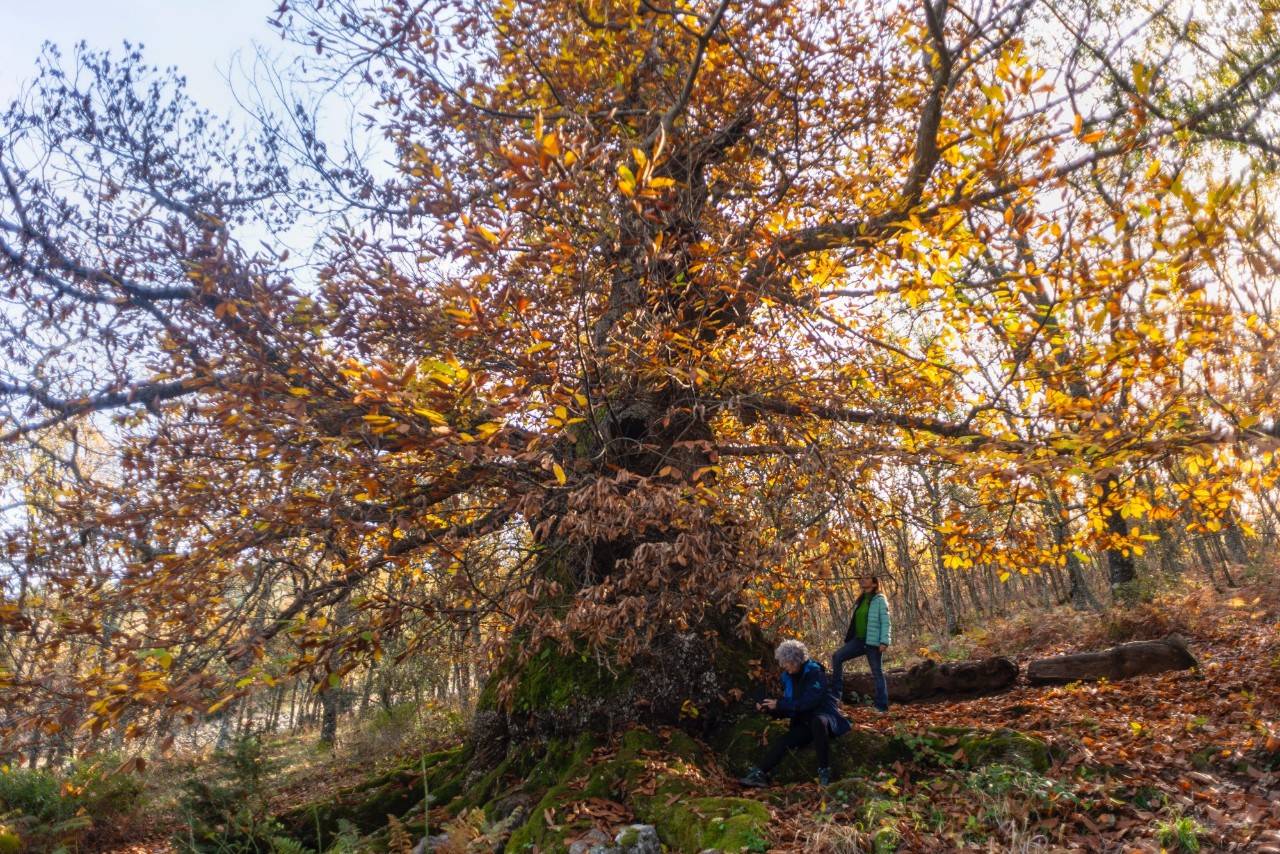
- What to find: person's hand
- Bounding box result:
[879,644,887,652]
[760,699,777,711]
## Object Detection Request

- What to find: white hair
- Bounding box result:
[775,639,808,668]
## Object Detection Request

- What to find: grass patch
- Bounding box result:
[1155,813,1204,853]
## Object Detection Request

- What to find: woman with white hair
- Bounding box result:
[737,638,850,787]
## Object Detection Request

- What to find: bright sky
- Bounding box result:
[0,0,278,109]
[0,2,309,530]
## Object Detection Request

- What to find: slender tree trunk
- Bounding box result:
[1066,546,1101,611]
[1221,510,1250,573]
[215,702,234,751]
[917,473,960,635]
[267,684,282,732]
[289,680,302,732]
[970,570,990,617]
[318,686,339,747]
[1191,536,1221,590]
[928,526,960,635]
[1100,473,1137,595]
[1046,494,1102,612]
[1208,536,1240,587]
[359,664,376,717]
[1257,489,1280,539]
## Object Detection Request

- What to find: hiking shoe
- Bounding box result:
[817,766,831,786]
[738,766,770,788]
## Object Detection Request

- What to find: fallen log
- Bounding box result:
[842,656,1019,705]
[1026,634,1198,685]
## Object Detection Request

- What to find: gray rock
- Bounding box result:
[568,827,614,854]
[614,823,661,854]
[411,834,450,854]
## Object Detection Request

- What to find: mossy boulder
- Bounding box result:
[712,714,1050,782]
[710,714,909,784]
[503,727,770,853]
[918,726,1051,773]
[634,790,769,853]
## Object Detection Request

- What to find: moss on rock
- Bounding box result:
[634,791,770,853]
[711,714,908,784]
[503,726,771,853]
[502,733,611,851]
[712,714,1050,782]
[505,779,599,852]
[918,726,1051,773]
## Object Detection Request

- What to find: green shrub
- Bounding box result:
[175,736,306,853]
[0,753,143,851]
[67,754,145,822]
[0,766,63,823]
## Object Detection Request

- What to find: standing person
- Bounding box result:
[830,575,892,713]
[738,639,850,787]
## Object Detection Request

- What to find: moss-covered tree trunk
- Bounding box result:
[470,394,771,765]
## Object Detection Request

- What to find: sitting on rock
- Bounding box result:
[738,639,851,787]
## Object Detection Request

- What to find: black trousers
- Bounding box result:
[759,715,830,771]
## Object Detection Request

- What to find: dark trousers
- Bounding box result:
[759,715,830,772]
[831,638,888,711]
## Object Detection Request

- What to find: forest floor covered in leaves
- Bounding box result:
[100,575,1280,853]
[756,576,1280,852]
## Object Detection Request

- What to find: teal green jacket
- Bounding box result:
[845,593,892,647]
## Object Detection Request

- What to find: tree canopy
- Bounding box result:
[2,0,1280,748]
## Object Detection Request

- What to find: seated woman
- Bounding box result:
[738,639,851,787]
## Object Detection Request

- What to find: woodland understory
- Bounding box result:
[47,567,1277,854]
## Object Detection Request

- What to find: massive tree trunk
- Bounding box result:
[1026,635,1197,684]
[469,402,772,765]
[471,606,770,768]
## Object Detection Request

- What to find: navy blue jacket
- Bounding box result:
[776,659,851,737]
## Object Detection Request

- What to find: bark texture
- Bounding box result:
[842,656,1020,705]
[470,623,771,768]
[1026,635,1198,685]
